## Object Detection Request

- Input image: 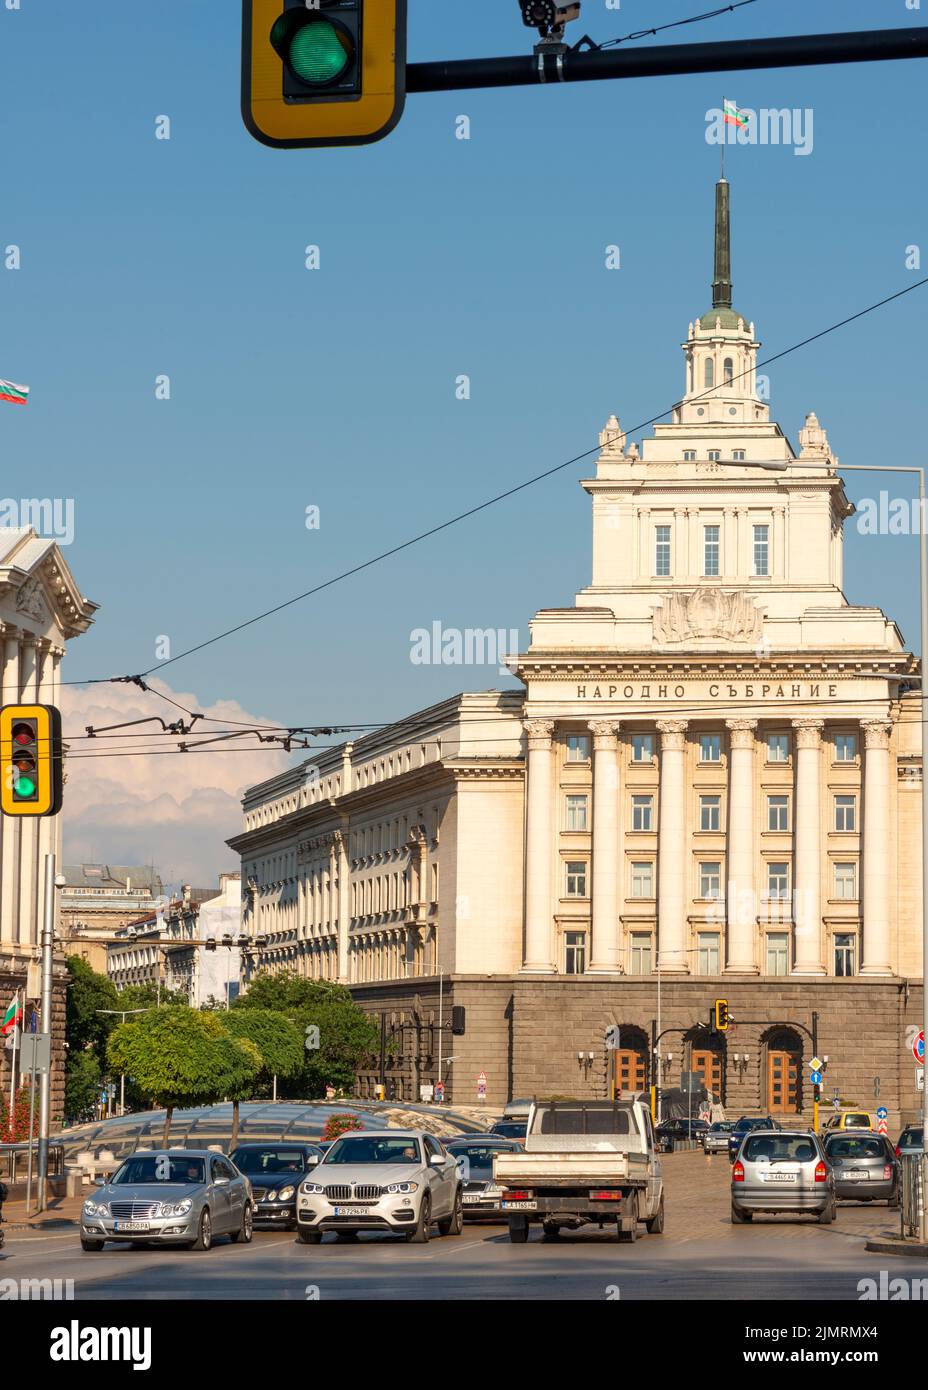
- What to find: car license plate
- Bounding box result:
[334,1207,369,1217]
[113,1221,150,1231]
[502,1200,537,1210]
[463,1195,484,1204]
[847,1170,869,1181]
[765,1172,797,1183]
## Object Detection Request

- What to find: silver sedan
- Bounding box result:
[296,1129,462,1243]
[80,1149,253,1252]
[731,1130,836,1224]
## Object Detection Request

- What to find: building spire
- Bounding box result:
[711,178,732,309]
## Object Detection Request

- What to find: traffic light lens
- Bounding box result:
[13,774,36,798]
[12,725,32,746]
[288,20,352,85]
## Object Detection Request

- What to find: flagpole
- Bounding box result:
[8,989,19,1120]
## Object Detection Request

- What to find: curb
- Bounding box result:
[864,1238,928,1259]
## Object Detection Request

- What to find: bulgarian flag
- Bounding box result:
[0,378,29,406]
[723,98,749,129]
[1,992,23,1037]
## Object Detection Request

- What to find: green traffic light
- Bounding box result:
[288,20,352,85]
[14,774,36,799]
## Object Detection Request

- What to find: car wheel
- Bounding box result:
[191,1209,212,1251]
[230,1202,253,1244]
[296,1228,322,1244]
[508,1216,529,1243]
[81,1237,104,1252]
[407,1194,431,1243]
[818,1199,836,1225]
[646,1194,665,1235]
[731,1203,752,1224]
[438,1188,463,1237]
[542,1222,560,1240]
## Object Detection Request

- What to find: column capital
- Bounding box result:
[656,719,688,751]
[725,718,758,749]
[860,719,892,750]
[524,719,555,749]
[588,719,621,746]
[792,718,824,749]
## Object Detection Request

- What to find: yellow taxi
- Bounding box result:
[822,1109,874,1133]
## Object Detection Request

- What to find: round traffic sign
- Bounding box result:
[914,1031,925,1064]
[876,1106,888,1120]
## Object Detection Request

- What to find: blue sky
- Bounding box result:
[2,1,927,876]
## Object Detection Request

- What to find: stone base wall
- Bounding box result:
[352,975,925,1130]
[0,954,69,1130]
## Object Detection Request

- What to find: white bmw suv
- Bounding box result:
[296,1129,462,1244]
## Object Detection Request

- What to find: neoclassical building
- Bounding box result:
[230,182,923,1121]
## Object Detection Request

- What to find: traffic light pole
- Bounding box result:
[407,25,928,94]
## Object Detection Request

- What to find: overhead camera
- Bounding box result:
[520,1,581,39]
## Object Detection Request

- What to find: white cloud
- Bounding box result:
[60,679,291,888]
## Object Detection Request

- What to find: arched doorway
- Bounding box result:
[687,1032,726,1106]
[765,1028,803,1114]
[611,1026,650,1096]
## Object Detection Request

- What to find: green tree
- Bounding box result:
[65,956,119,1066]
[219,1009,305,1146]
[64,1049,102,1122]
[116,981,188,1011]
[107,1007,260,1146]
[233,974,381,1098]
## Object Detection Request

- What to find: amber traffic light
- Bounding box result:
[242,0,407,149]
[0,704,63,817]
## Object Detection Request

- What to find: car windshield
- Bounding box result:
[324,1137,421,1166]
[736,1119,768,1132]
[111,1155,206,1185]
[710,1123,733,1132]
[491,1123,525,1137]
[825,1136,885,1159]
[534,1105,632,1136]
[902,1128,924,1145]
[743,1135,817,1163]
[449,1146,507,1177]
[845,1114,870,1127]
[230,1147,309,1174]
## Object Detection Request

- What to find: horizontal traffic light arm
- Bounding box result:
[407,25,928,94]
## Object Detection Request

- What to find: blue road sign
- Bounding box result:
[876,1106,888,1120]
[810,1070,822,1085]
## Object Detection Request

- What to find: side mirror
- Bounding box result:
[214,1175,230,1186]
[307,1154,320,1167]
[429,1154,445,1168]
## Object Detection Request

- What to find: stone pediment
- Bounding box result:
[652,588,764,645]
[0,529,97,638]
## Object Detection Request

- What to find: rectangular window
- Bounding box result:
[699,861,722,899]
[834,932,856,977]
[767,732,789,762]
[708,449,721,462]
[732,449,746,461]
[655,524,671,577]
[766,932,789,976]
[631,862,654,898]
[566,733,590,763]
[703,524,720,577]
[767,795,789,832]
[683,450,696,462]
[699,732,722,763]
[697,932,721,975]
[631,795,653,831]
[565,861,587,897]
[565,795,589,831]
[565,931,587,975]
[632,733,654,763]
[834,862,857,900]
[753,524,770,576]
[766,861,789,899]
[835,795,857,832]
[834,732,858,762]
[699,794,721,832]
[629,932,652,975]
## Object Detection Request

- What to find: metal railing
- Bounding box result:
[900,1153,926,1239]
[0,1141,65,1183]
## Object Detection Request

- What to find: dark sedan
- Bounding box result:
[230,1143,325,1229]
[656,1118,709,1152]
[823,1132,900,1206]
[488,1120,527,1144]
[443,1136,523,1220]
[729,1116,779,1160]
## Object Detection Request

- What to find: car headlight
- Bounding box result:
[385,1182,419,1195]
[157,1198,192,1217]
[277,1186,295,1202]
[83,1200,109,1217]
[301,1183,325,1195]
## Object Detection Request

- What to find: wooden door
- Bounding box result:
[615,1047,647,1095]
[767,1049,799,1113]
[692,1047,724,1101]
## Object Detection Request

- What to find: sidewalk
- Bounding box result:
[1,1193,85,1239]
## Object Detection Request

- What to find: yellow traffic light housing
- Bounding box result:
[714,998,730,1032]
[242,0,407,149]
[0,704,63,817]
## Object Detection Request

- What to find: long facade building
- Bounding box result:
[229,182,924,1123]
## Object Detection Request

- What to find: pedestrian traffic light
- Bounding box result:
[451,1006,466,1036]
[714,998,730,1032]
[0,705,63,817]
[242,0,407,149]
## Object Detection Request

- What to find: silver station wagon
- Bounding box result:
[731,1130,836,1224]
[81,1149,253,1252]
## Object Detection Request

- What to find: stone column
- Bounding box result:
[860,720,893,975]
[523,719,556,972]
[588,720,622,971]
[0,630,20,943]
[792,719,826,975]
[657,720,689,973]
[725,719,758,973]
